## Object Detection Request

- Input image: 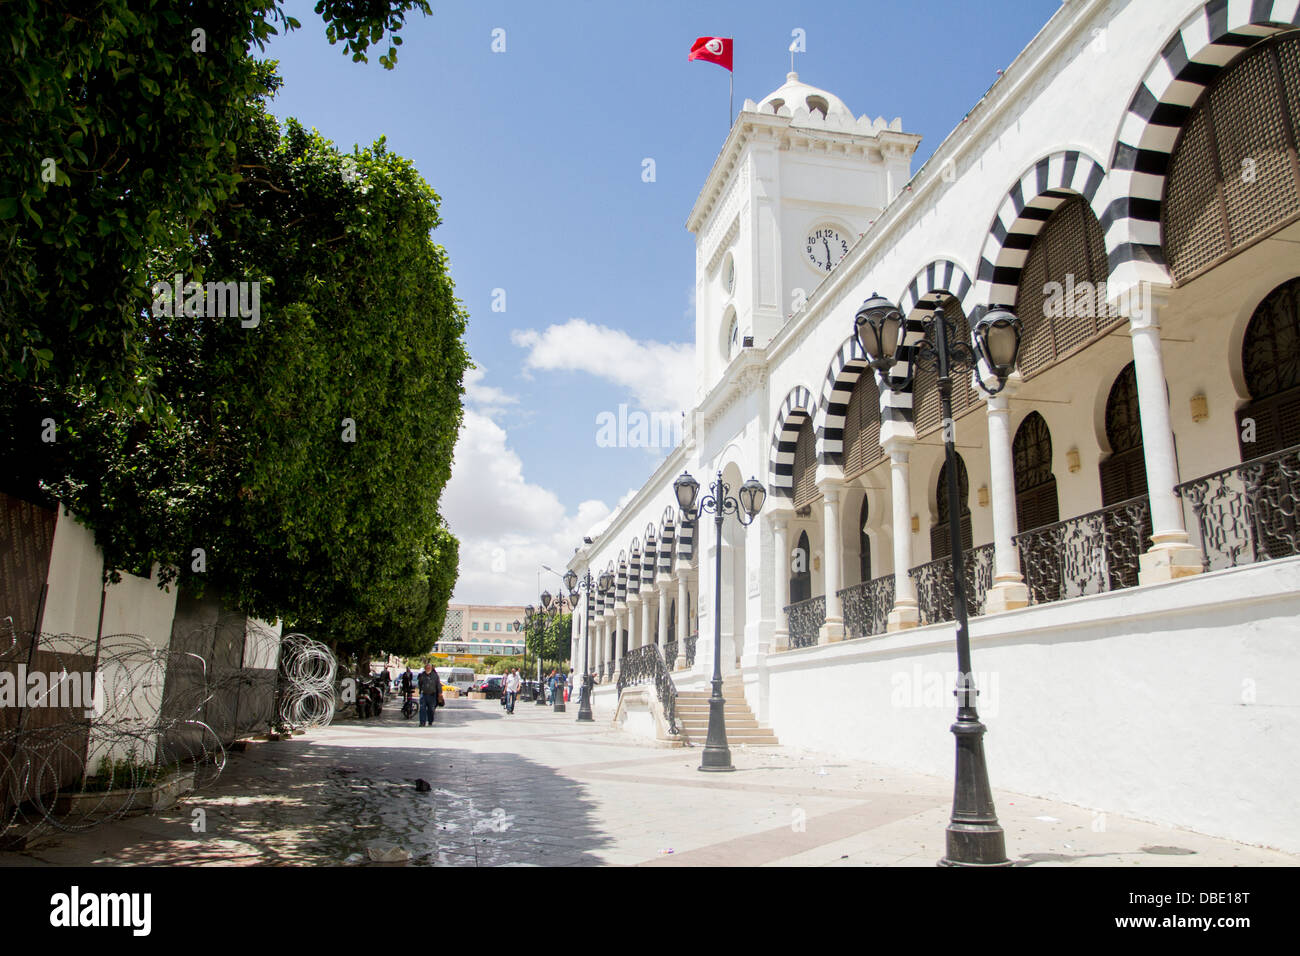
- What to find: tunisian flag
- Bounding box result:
[688,37,733,72]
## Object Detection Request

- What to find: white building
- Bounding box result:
[567,0,1300,853]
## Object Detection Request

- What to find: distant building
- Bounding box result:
[436,603,527,658]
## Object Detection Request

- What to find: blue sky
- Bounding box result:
[265,0,1062,604]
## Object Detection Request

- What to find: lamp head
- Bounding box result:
[738,476,767,519]
[973,306,1022,386]
[854,293,905,371]
[674,471,700,514]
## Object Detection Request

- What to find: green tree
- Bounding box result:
[1,0,429,398]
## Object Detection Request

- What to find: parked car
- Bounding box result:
[475,676,504,699]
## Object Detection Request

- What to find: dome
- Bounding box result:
[757,72,855,122]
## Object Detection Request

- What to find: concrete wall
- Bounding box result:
[753,555,1300,852]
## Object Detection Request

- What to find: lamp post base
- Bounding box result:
[697,691,734,772]
[938,715,1011,867]
[576,676,594,722]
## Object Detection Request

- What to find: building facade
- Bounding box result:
[568,0,1300,852]
[437,603,527,657]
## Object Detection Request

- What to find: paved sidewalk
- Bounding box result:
[3,699,1295,867]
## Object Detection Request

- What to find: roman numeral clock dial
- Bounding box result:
[806,225,849,273]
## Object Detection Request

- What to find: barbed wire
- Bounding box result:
[0,616,336,842]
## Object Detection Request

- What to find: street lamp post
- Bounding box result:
[673,469,767,772]
[854,292,1022,867]
[564,567,595,721]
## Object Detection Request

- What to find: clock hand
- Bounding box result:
[824,238,832,268]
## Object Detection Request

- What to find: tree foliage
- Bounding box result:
[0,2,462,662]
[0,0,428,398]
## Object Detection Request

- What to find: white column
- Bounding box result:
[657,582,669,651]
[818,480,846,643]
[641,591,653,653]
[771,513,790,651]
[1130,288,1203,583]
[613,608,626,679]
[984,386,1029,613]
[885,437,919,630]
[627,595,640,650]
[674,568,690,670]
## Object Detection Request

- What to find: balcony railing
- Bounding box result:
[616,644,679,736]
[663,640,679,669]
[684,635,698,667]
[837,574,895,639]
[784,594,826,648]
[909,543,995,626]
[1014,495,1150,604]
[1176,444,1300,571]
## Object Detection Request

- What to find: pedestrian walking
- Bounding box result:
[417,663,442,727]
[505,669,521,714]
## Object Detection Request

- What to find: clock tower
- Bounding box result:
[686,73,921,398]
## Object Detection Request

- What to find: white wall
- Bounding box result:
[756,555,1300,852]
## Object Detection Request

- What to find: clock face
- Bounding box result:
[805,225,850,273]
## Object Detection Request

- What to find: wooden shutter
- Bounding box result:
[844,373,883,479]
[791,419,819,508]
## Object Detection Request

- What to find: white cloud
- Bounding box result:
[463,364,517,419]
[442,405,619,605]
[511,319,694,414]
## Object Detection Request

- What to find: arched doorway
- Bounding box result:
[1238,277,1300,458]
[1099,363,1152,590]
[1013,412,1059,533]
[931,454,971,561]
[790,530,812,603]
[1238,277,1300,560]
[1100,363,1148,506]
[858,495,871,583]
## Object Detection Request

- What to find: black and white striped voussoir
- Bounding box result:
[768,385,815,498]
[976,150,1108,308]
[676,514,694,563]
[1107,0,1298,277]
[815,334,873,466]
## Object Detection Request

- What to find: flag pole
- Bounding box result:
[729,71,734,129]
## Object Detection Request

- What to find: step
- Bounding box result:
[676,717,761,729]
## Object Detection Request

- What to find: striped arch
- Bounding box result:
[1107,0,1300,293]
[814,335,873,463]
[628,540,641,595]
[602,561,615,614]
[658,508,675,576]
[615,552,627,603]
[975,150,1109,307]
[642,525,656,585]
[768,384,816,497]
[677,513,695,565]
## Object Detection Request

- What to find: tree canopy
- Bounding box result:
[0,1,462,662]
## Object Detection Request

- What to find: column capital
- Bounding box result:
[1121,281,1173,332]
[883,435,914,461]
[982,374,1020,411]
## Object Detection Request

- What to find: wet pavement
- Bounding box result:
[2,696,1297,867]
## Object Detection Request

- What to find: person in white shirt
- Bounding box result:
[505,669,521,714]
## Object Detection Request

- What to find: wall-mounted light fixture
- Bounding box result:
[977,485,989,508]
[911,514,920,533]
[1067,447,1081,473]
[1190,393,1209,422]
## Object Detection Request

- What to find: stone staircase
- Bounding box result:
[673,678,778,746]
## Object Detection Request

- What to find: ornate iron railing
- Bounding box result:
[1176,444,1300,571]
[784,594,826,648]
[615,644,679,736]
[685,635,698,667]
[908,543,995,626]
[838,574,895,639]
[663,641,679,669]
[1014,495,1151,604]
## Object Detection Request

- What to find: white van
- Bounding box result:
[439,666,476,694]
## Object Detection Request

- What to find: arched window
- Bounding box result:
[931,454,971,560]
[1238,277,1300,458]
[1013,412,1059,533]
[1164,32,1300,283]
[667,599,676,644]
[791,418,819,508]
[790,530,812,603]
[1014,196,1116,379]
[858,495,871,583]
[912,299,978,436]
[1099,363,1148,506]
[844,371,884,478]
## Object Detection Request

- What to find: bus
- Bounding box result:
[438,666,476,694]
